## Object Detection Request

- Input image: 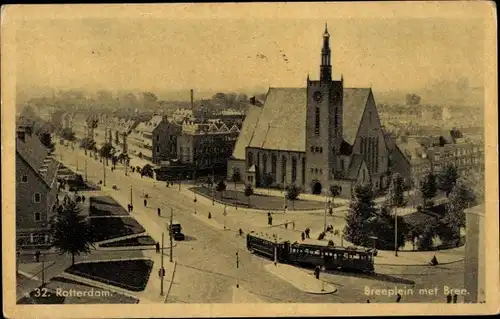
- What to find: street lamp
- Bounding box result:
[223,205,227,229]
[394,206,398,257]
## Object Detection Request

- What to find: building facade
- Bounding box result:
[16,123,59,249]
[464,204,485,303]
[228,26,392,197]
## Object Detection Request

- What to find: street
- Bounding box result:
[50,146,466,303]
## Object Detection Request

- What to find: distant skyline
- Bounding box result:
[13,5,486,95]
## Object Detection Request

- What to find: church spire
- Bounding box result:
[320,23,332,82]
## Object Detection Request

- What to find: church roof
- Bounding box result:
[248,88,307,152]
[342,88,372,145]
[237,87,372,155]
[346,154,364,180]
[231,105,263,160]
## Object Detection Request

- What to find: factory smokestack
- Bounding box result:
[190,89,194,109]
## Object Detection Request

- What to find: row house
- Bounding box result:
[16,123,59,249]
[178,121,239,169]
[392,132,483,188]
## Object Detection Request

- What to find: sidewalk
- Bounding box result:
[264,263,336,294]
[374,246,465,266]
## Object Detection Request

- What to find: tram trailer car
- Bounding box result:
[246,233,375,274]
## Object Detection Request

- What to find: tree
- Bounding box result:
[441,182,476,247]
[231,171,241,190]
[387,173,406,208]
[38,131,55,152]
[215,180,227,199]
[99,142,114,159]
[371,204,407,250]
[244,183,254,207]
[329,184,342,214]
[261,173,274,194]
[285,184,301,210]
[50,200,95,264]
[344,184,377,247]
[417,223,436,251]
[420,173,437,207]
[437,164,459,196]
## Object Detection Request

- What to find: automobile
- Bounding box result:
[173,232,185,241]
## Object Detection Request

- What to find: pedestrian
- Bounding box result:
[396,293,401,303]
[452,294,458,304]
[446,293,452,303]
[268,214,273,226]
[157,208,161,217]
[315,265,320,279]
[292,221,295,230]
[144,199,147,207]
[127,204,131,212]
[301,232,305,241]
[238,228,243,236]
[130,205,134,212]
[155,242,160,253]
[366,299,370,303]
[305,228,310,238]
[431,255,438,266]
[285,222,288,229]
[82,195,86,204]
[35,250,40,263]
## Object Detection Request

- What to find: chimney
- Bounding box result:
[190,89,194,109]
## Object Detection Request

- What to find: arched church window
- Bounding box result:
[315,147,319,152]
[302,158,306,184]
[263,154,268,174]
[281,156,287,183]
[271,154,277,180]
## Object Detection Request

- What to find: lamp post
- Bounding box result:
[85,159,88,182]
[273,234,278,266]
[394,206,398,257]
[160,232,164,296]
[103,154,106,187]
[170,208,174,263]
[223,205,227,230]
[130,185,133,206]
[324,197,328,232]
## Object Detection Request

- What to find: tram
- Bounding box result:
[246,232,375,273]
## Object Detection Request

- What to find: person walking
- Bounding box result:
[446,293,452,303]
[301,232,305,241]
[130,204,134,212]
[157,208,161,217]
[35,250,41,263]
[396,293,401,303]
[82,195,86,204]
[452,294,458,304]
[144,198,147,207]
[268,213,273,226]
[127,204,131,213]
[305,228,310,239]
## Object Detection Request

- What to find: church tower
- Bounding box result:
[305,24,344,194]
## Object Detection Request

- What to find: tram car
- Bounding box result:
[246,232,375,273]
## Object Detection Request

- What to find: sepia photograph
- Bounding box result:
[1,2,498,318]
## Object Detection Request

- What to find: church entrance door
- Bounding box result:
[312,182,322,195]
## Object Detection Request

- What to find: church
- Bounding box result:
[228,25,393,197]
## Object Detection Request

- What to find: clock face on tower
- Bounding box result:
[313,91,323,103]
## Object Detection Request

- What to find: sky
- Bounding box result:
[11,4,487,95]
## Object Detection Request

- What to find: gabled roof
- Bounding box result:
[248,88,307,152]
[342,88,371,145]
[16,132,58,187]
[232,105,263,160]
[229,124,240,133]
[346,154,364,180]
[218,123,229,133]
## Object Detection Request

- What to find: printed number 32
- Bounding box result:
[33,288,49,297]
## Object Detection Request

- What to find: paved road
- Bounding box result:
[53,146,465,304]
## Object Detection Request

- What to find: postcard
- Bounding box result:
[2,2,498,318]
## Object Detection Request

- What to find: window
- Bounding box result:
[263,154,268,174]
[302,158,306,184]
[340,159,344,170]
[34,212,41,222]
[248,152,253,168]
[291,157,297,183]
[315,107,320,135]
[271,155,277,180]
[281,156,287,183]
[156,146,160,152]
[33,193,41,203]
[21,175,28,183]
[156,135,159,141]
[315,147,319,152]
